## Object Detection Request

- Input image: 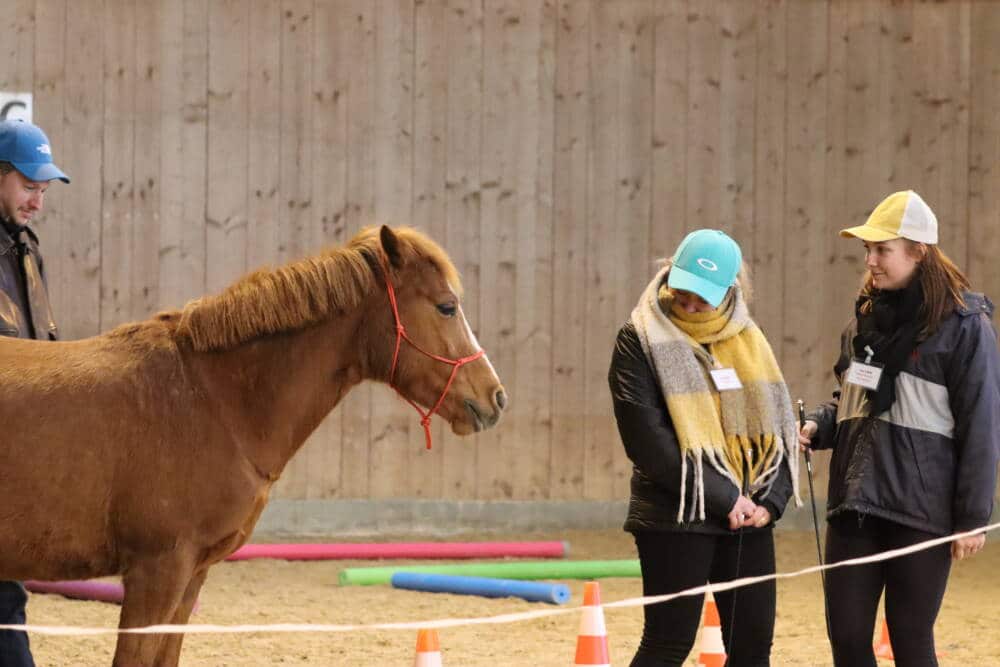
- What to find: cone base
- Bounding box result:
[574,634,610,665]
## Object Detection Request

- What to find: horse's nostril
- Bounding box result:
[495,389,507,411]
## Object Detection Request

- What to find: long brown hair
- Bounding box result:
[860,242,969,337]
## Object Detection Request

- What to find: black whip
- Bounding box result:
[799,399,831,640]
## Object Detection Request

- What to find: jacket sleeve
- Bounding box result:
[805,319,856,450]
[609,320,739,519]
[946,310,1000,532]
[756,456,793,523]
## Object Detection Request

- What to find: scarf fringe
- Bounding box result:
[677,435,802,523]
[634,265,802,524]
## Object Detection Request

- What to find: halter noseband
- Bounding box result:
[381,261,485,449]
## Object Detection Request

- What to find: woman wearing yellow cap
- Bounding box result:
[610,229,800,666]
[799,190,1000,666]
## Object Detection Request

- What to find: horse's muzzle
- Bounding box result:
[465,391,505,432]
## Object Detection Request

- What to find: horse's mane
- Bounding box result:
[174,226,461,352]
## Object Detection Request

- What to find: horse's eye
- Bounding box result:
[436,302,457,317]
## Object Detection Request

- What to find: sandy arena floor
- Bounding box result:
[25,530,1000,666]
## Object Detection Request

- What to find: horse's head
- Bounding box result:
[369,226,506,439]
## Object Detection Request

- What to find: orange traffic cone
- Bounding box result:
[574,581,610,666]
[873,617,945,661]
[696,592,726,667]
[413,628,443,667]
[873,619,894,660]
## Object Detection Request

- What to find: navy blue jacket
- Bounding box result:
[807,293,1000,535]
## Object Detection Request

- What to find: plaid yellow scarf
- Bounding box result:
[631,265,801,521]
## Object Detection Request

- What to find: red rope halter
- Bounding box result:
[382,261,485,449]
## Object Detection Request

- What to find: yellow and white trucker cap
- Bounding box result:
[840,190,938,244]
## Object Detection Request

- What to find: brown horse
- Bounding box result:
[0,226,505,666]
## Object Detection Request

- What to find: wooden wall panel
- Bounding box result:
[879,3,916,190]
[783,0,829,410]
[718,1,756,258]
[100,0,135,330]
[511,0,554,500]
[581,0,620,501]
[10,0,999,510]
[649,0,688,261]
[306,0,348,499]
[246,0,282,270]
[206,0,249,295]
[1,0,35,92]
[751,0,786,357]
[966,2,1000,506]
[477,0,522,501]
[968,0,1000,302]
[913,1,970,266]
[158,0,207,314]
[133,0,163,322]
[412,0,450,499]
[60,0,104,339]
[550,0,590,500]
[370,0,420,499]
[337,0,377,499]
[439,0,486,501]
[610,0,656,498]
[272,0,315,499]
[32,0,68,327]
[686,4,722,243]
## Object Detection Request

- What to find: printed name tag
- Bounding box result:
[845,360,883,391]
[710,368,743,391]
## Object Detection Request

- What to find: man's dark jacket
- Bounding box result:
[0,220,54,666]
[0,222,58,340]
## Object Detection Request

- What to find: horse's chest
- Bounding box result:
[205,482,273,564]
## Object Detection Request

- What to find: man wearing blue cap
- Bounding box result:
[0,119,70,667]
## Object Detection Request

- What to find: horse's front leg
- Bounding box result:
[113,552,196,667]
[154,567,209,667]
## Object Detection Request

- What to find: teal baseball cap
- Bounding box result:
[666,229,742,307]
[0,120,70,183]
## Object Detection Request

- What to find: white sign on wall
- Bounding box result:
[0,93,32,122]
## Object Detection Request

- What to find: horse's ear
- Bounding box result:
[380,225,404,269]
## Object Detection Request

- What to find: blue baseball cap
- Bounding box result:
[0,120,70,183]
[667,229,742,307]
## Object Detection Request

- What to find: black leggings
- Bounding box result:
[825,513,951,667]
[630,529,776,667]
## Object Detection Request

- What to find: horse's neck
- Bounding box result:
[191,308,373,477]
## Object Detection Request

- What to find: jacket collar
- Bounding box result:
[0,221,38,256]
[0,223,14,255]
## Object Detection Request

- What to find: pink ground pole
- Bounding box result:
[226,540,570,561]
[24,580,123,604]
[25,580,201,612]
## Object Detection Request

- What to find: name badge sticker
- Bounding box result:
[710,368,743,391]
[845,360,883,391]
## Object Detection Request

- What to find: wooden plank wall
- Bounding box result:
[2,0,998,506]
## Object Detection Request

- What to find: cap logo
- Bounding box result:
[696,258,718,272]
[36,143,51,155]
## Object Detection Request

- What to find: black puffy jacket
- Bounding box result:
[807,292,1000,535]
[0,222,58,340]
[609,320,794,535]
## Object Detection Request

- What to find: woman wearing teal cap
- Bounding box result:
[609,229,800,666]
[799,191,999,666]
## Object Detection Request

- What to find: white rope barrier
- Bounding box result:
[2,521,996,637]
